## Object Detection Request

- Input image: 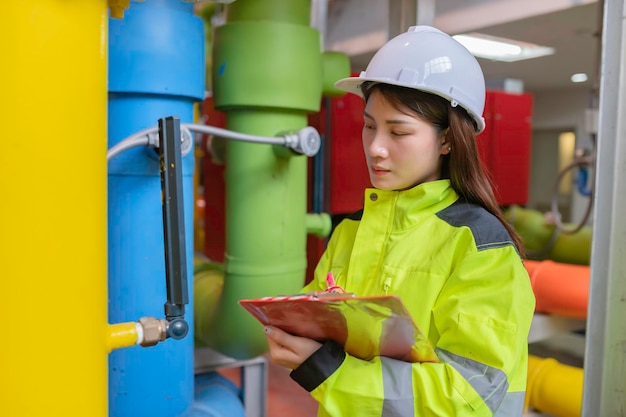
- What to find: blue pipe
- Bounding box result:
[107,1,229,416]
[189,373,247,417]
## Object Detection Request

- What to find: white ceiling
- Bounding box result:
[326,0,604,95]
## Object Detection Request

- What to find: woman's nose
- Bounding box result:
[365,130,389,158]
[368,139,389,158]
[373,146,389,158]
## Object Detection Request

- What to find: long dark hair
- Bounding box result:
[361,82,525,257]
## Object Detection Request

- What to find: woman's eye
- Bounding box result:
[391,131,408,137]
[363,124,375,130]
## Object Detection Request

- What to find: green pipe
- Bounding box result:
[212,17,321,113]
[322,51,352,97]
[505,205,592,265]
[197,0,348,359]
[212,111,309,358]
[227,0,311,25]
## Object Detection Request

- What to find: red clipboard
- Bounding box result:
[239,293,439,363]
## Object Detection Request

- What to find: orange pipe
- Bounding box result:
[524,260,589,319]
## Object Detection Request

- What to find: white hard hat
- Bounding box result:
[335,26,486,133]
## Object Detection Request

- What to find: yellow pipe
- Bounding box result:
[526,355,584,417]
[107,322,140,352]
[0,2,109,417]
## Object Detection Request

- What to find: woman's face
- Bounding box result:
[362,90,448,191]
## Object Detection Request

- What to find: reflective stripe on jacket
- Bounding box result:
[291,180,536,417]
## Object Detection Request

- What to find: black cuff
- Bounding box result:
[290,340,346,392]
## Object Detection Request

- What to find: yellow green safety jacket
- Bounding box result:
[291,179,536,417]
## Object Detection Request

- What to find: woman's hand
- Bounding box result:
[264,326,322,370]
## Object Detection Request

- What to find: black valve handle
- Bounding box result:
[157,116,189,340]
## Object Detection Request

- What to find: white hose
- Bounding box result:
[183,123,285,146]
[107,123,294,161]
[106,126,158,160]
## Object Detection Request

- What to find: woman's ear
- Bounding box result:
[439,129,451,155]
[440,142,452,155]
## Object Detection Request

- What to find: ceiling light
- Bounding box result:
[452,32,555,62]
[571,73,588,83]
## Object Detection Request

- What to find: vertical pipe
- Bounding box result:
[203,0,322,358]
[582,0,626,414]
[107,1,204,415]
[209,110,311,357]
[0,2,109,417]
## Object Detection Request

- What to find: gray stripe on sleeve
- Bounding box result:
[493,391,526,417]
[436,348,509,414]
[381,357,415,417]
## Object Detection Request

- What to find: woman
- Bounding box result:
[264,26,536,417]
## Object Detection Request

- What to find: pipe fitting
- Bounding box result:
[138,317,168,347]
[283,126,321,157]
[306,213,332,237]
[284,126,322,156]
[274,127,322,158]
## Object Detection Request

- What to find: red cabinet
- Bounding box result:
[325,94,370,214]
[478,91,533,206]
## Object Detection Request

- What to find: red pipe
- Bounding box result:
[524,260,590,319]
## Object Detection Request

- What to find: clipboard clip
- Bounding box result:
[325,272,347,294]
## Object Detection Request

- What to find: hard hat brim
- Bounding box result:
[335,75,464,103]
[334,76,372,98]
[333,76,486,134]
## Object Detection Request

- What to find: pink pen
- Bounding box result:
[325,272,345,293]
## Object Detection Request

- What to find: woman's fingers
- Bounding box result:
[264,326,322,369]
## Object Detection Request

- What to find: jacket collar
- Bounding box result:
[363,180,459,230]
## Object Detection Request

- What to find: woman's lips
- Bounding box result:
[371,166,390,175]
